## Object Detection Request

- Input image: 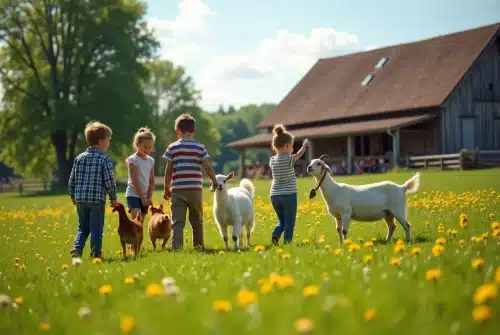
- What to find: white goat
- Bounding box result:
[306,155,420,244]
[213,171,255,250]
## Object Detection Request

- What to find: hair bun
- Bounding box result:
[138,127,148,133]
[273,124,286,135]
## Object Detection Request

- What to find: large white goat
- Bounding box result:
[306,155,420,244]
[213,171,255,250]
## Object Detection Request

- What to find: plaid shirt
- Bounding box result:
[68,148,117,203]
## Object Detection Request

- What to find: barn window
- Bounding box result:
[361,74,374,86]
[375,57,388,69]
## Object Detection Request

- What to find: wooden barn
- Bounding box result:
[229,22,500,175]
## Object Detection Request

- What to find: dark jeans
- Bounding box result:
[271,193,298,243]
[71,202,105,258]
[126,196,148,214]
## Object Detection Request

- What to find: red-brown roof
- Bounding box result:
[229,114,434,148]
[258,23,500,129]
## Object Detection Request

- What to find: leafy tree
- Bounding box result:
[0,0,158,187]
[143,59,200,175]
[216,104,225,115]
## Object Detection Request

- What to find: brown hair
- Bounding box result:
[133,127,156,147]
[272,124,293,151]
[85,121,112,146]
[175,114,196,134]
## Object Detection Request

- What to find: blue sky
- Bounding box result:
[145,0,500,111]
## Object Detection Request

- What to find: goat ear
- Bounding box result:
[227,171,234,180]
[319,154,329,161]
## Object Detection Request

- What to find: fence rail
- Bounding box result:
[0,179,52,195]
[405,150,500,170]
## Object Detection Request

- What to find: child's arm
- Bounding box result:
[199,146,218,186]
[103,158,117,205]
[68,161,76,204]
[147,166,155,200]
[163,161,173,200]
[294,138,309,161]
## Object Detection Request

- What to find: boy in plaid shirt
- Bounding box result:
[69,121,117,259]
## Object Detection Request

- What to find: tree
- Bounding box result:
[143,59,200,175]
[0,0,158,187]
[216,104,225,115]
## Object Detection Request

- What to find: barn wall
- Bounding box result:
[313,137,346,157]
[441,33,500,153]
[400,117,441,156]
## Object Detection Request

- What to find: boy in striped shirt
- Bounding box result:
[163,114,220,250]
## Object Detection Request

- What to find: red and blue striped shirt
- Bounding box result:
[163,138,209,192]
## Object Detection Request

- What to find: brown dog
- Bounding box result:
[112,202,143,258]
[148,203,172,250]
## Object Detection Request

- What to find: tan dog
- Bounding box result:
[148,203,172,250]
[112,202,143,258]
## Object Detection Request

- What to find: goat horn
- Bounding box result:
[319,154,329,161]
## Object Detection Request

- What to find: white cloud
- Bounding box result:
[147,0,214,65]
[199,27,360,110]
[365,45,379,51]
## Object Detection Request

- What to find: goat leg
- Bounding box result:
[121,239,127,258]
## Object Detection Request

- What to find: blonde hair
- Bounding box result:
[133,127,156,147]
[272,124,293,151]
[85,121,112,146]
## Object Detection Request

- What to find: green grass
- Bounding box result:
[1,169,500,334]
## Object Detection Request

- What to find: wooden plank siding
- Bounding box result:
[440,32,500,153]
[400,117,441,156]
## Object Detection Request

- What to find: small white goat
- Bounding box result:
[213,171,255,250]
[306,155,420,244]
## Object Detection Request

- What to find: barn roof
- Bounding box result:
[257,22,500,130]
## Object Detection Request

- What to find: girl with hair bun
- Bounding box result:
[125,127,156,234]
[269,124,309,245]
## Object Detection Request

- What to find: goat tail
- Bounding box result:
[240,178,255,200]
[403,172,421,194]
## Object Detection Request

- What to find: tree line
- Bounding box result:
[0,0,274,186]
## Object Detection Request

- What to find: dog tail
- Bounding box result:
[240,178,255,200]
[403,172,420,194]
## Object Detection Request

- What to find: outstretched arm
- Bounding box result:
[294,138,309,161]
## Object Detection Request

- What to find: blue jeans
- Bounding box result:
[271,193,298,243]
[71,202,105,258]
[126,196,148,214]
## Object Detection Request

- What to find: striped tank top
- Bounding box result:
[163,138,209,192]
[269,154,297,196]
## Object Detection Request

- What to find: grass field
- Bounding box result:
[1,169,500,334]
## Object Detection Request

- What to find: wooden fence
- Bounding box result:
[404,150,500,170]
[0,179,52,195]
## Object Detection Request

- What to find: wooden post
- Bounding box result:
[440,158,444,170]
[392,129,400,168]
[239,149,246,179]
[347,135,354,174]
[459,150,465,170]
[307,139,314,163]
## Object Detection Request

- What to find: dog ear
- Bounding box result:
[227,171,234,180]
[319,154,329,161]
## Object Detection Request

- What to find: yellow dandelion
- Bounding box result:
[237,289,257,306]
[472,258,485,270]
[459,239,465,247]
[14,296,23,304]
[334,248,342,256]
[259,281,273,295]
[364,255,373,264]
[411,247,421,255]
[40,322,51,331]
[495,267,500,284]
[124,277,134,284]
[92,258,102,264]
[302,239,310,245]
[425,268,441,281]
[146,283,164,297]
[348,243,361,252]
[276,275,295,289]
[212,300,232,312]
[473,283,497,305]
[390,257,401,266]
[120,315,135,333]
[61,264,68,270]
[318,235,325,243]
[303,285,320,297]
[321,272,329,279]
[364,241,374,248]
[294,318,314,333]
[281,252,291,260]
[99,284,112,296]
[254,245,265,252]
[394,244,404,253]
[343,239,352,245]
[432,245,444,256]
[364,308,376,321]
[435,237,446,246]
[492,229,500,237]
[491,221,500,230]
[472,305,493,323]
[218,250,225,255]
